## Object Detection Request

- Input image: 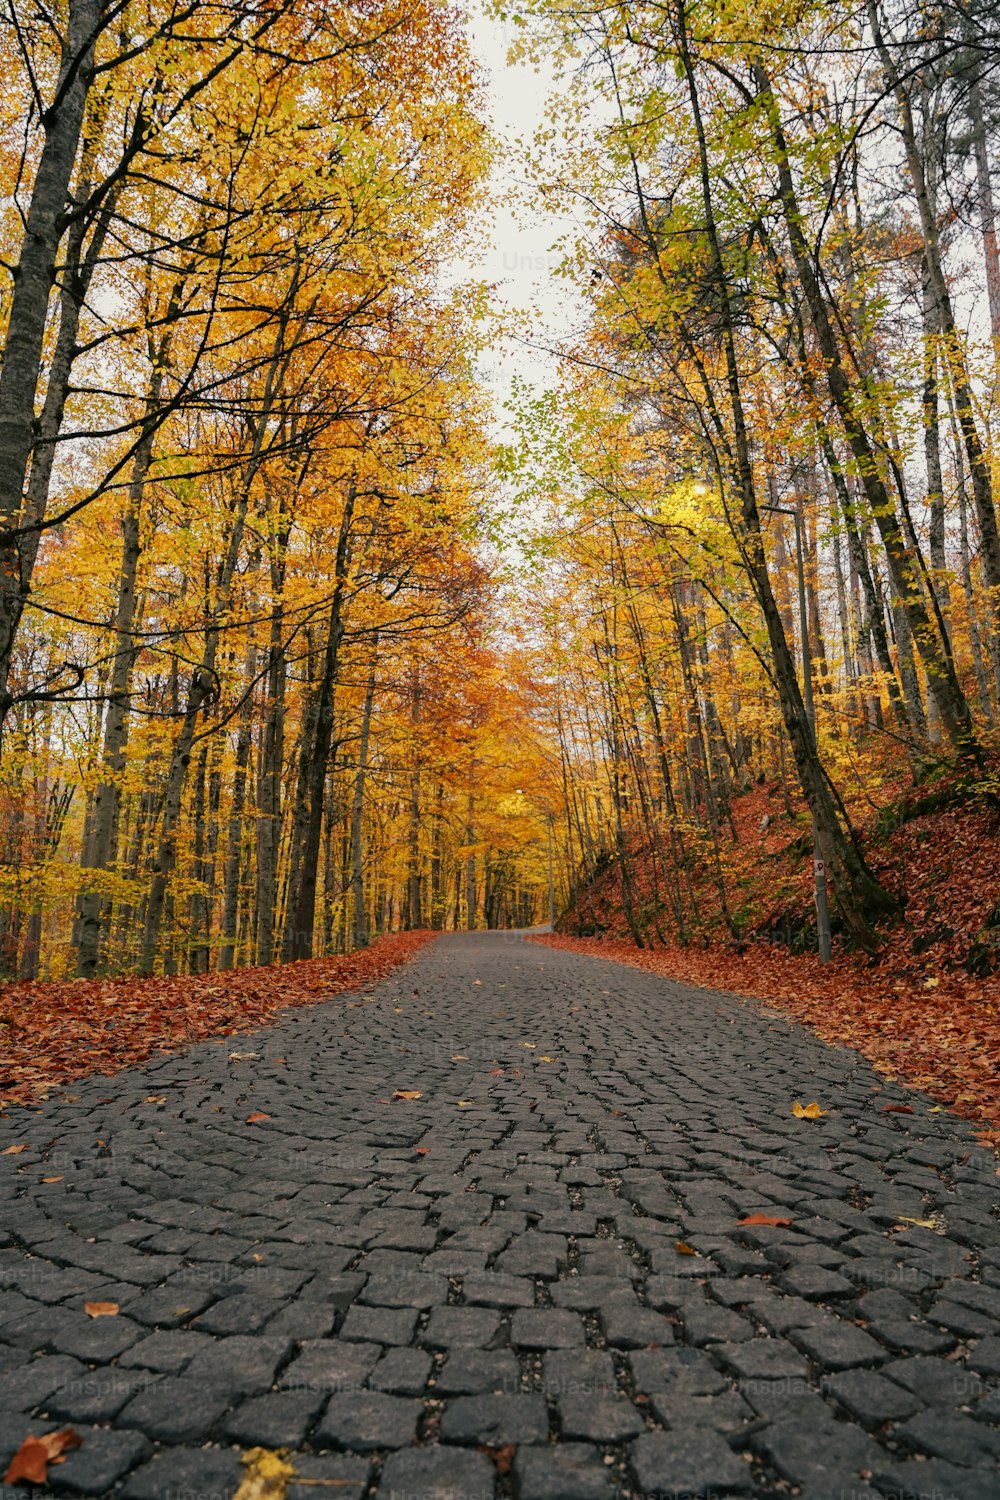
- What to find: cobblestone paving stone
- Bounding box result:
[1,930,999,1500]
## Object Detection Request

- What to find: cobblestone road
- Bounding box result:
[2,931,1000,1500]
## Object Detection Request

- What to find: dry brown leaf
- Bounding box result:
[246,1112,271,1124]
[2,1144,28,1154]
[482,1442,516,1475]
[675,1240,697,1256]
[738,1213,792,1227]
[84,1301,119,1317]
[40,1175,63,1183]
[3,1429,81,1485]
[392,1090,421,1101]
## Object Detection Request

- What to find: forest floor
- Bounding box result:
[546,765,1000,1147]
[0,931,436,1113]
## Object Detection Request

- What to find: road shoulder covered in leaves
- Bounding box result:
[533,933,1000,1148]
[0,931,436,1111]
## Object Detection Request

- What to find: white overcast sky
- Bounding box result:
[457,4,581,426]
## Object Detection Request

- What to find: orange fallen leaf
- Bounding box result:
[145,1095,166,1104]
[2,1144,28,1154]
[792,1100,828,1119]
[675,1240,697,1256]
[489,1068,504,1077]
[880,1104,913,1115]
[738,1213,792,1227]
[246,1112,271,1124]
[392,1090,421,1101]
[4,1429,81,1485]
[415,1147,430,1156]
[84,1301,119,1317]
[41,1175,63,1183]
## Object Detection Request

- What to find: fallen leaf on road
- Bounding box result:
[232,1445,297,1500]
[2,1144,28,1154]
[675,1240,697,1256]
[738,1214,791,1227]
[489,1068,504,1077]
[4,1429,81,1485]
[84,1301,119,1317]
[457,1100,474,1108]
[792,1101,827,1119]
[540,1055,556,1062]
[451,1055,469,1061]
[229,1051,259,1061]
[880,1104,914,1114]
[520,1042,536,1049]
[393,1090,421,1101]
[897,1216,937,1229]
[145,1095,166,1104]
[246,1112,271,1124]
[415,1147,430,1157]
[481,1442,516,1475]
[41,1175,63,1183]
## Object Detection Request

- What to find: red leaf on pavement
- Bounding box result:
[738,1213,792,1227]
[4,1429,81,1484]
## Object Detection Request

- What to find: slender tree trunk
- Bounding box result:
[283,482,356,961]
[75,449,149,975]
[351,641,377,949]
[679,34,896,948]
[968,69,1000,348]
[0,0,99,704]
[255,606,286,965]
[867,7,1000,636]
[756,58,978,763]
[219,646,255,969]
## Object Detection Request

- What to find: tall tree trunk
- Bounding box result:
[75,430,151,976]
[282,482,356,961]
[0,0,99,705]
[219,646,255,970]
[350,640,377,949]
[867,6,1000,638]
[406,667,422,930]
[755,58,978,763]
[255,605,286,965]
[679,33,896,948]
[968,69,1000,349]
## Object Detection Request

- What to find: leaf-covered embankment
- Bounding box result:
[0,931,436,1111]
